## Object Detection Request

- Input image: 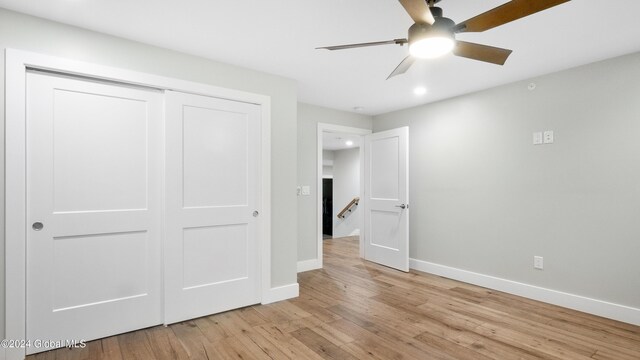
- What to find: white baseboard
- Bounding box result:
[349,229,360,236]
[262,283,299,305]
[410,258,640,326]
[297,258,321,273]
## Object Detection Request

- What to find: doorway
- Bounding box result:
[312,123,410,274]
[316,123,371,266]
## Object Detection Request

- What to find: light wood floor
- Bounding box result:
[30,236,640,359]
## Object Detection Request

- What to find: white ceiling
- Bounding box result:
[323,132,361,151]
[2,0,640,115]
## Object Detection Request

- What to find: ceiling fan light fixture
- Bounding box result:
[409,36,455,59]
[408,19,455,59]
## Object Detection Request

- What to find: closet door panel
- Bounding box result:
[26,72,163,354]
[164,91,261,324]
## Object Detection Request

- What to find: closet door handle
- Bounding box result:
[395,204,407,209]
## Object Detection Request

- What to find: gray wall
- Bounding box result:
[297,103,372,262]
[322,150,334,178]
[0,8,298,339]
[333,148,361,238]
[322,165,333,178]
[374,52,640,309]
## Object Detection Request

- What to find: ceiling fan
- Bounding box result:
[317,0,570,79]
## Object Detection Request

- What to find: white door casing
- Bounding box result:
[364,127,410,272]
[164,91,262,324]
[26,72,163,354]
[306,124,371,273]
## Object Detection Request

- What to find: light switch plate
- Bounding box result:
[543,130,554,144]
[533,132,543,145]
[301,185,311,196]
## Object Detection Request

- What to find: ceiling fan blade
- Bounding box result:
[387,56,416,79]
[399,0,435,25]
[317,39,407,51]
[453,41,513,65]
[454,0,570,33]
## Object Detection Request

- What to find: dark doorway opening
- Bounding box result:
[322,178,333,238]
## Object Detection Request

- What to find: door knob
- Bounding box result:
[395,204,407,209]
[253,211,259,217]
[32,222,44,231]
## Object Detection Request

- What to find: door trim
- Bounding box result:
[5,49,272,360]
[305,123,371,272]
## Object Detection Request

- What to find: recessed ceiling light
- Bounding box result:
[414,86,427,96]
[345,140,354,146]
[353,106,364,112]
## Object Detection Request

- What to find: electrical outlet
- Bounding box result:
[543,130,554,144]
[534,256,544,270]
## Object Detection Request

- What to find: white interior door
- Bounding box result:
[164,91,261,324]
[364,127,410,272]
[26,72,163,354]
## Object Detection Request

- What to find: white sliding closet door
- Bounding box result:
[164,91,261,324]
[26,72,163,354]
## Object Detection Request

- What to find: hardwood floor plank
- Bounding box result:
[267,300,313,320]
[328,318,456,360]
[169,321,211,360]
[472,322,595,360]
[98,337,123,360]
[290,327,356,360]
[211,311,254,336]
[253,303,299,324]
[145,326,190,360]
[462,335,547,360]
[413,331,494,360]
[309,322,355,347]
[192,316,230,344]
[241,328,293,359]
[298,283,343,307]
[238,306,269,327]
[289,295,343,323]
[340,339,411,360]
[116,330,156,360]
[253,324,325,360]
[328,301,425,338]
[213,335,273,360]
[274,316,326,334]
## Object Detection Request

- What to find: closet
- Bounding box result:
[25,70,261,354]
